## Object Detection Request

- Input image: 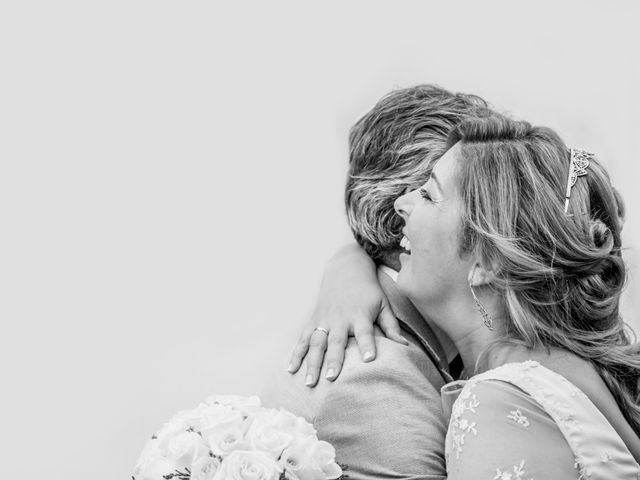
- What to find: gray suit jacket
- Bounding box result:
[261,270,451,479]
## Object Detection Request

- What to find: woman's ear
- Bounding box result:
[468,263,496,287]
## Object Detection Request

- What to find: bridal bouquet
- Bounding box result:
[133,395,344,480]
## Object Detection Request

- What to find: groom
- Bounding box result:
[262,85,489,479]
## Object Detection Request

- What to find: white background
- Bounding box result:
[1,2,638,478]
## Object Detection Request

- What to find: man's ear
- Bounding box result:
[468,262,496,287]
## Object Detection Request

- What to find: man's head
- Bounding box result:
[345,84,490,269]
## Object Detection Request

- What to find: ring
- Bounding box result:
[313,327,329,336]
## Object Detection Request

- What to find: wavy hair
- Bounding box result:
[449,115,640,435]
[345,85,490,263]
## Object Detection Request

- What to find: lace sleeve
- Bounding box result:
[446,379,579,480]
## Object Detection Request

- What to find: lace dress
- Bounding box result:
[441,361,640,480]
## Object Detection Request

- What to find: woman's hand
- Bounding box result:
[288,244,407,387]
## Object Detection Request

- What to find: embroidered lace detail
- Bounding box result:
[574,457,591,479]
[445,360,640,479]
[507,409,530,427]
[493,459,532,480]
[449,387,480,459]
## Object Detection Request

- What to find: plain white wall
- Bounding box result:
[1,1,638,478]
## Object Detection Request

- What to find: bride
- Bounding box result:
[290,114,640,479]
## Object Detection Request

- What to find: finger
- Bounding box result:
[377,301,408,345]
[304,329,329,387]
[288,326,314,374]
[324,329,349,381]
[353,319,377,362]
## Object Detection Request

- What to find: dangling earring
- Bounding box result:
[469,283,494,330]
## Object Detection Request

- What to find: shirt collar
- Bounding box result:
[378,264,399,282]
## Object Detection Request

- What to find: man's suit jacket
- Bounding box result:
[261,269,452,480]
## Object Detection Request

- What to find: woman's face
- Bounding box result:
[394,143,475,315]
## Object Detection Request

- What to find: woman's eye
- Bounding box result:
[419,188,432,202]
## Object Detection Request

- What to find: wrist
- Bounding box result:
[326,244,376,275]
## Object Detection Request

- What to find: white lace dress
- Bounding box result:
[441,361,640,480]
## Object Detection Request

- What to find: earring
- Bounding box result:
[469,284,494,330]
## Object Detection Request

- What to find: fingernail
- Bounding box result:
[326,368,335,380]
[287,363,294,373]
[400,336,410,345]
[305,374,314,386]
[363,351,374,362]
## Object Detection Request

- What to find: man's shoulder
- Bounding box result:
[324,335,444,405]
[261,336,448,479]
[262,334,444,419]
[319,337,448,478]
[346,333,443,376]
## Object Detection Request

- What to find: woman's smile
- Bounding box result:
[399,233,411,254]
[393,144,475,316]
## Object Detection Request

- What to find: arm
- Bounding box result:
[288,243,406,387]
[447,380,578,480]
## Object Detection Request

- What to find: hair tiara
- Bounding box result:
[564,148,593,213]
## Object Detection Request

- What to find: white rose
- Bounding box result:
[245,410,294,459]
[213,450,282,480]
[205,420,249,457]
[133,456,181,480]
[280,444,325,480]
[270,409,316,443]
[133,420,193,477]
[191,455,223,480]
[154,418,191,443]
[308,441,342,479]
[193,402,245,432]
[280,441,342,480]
[159,430,210,467]
[133,437,162,475]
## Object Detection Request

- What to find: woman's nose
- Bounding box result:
[394,190,414,221]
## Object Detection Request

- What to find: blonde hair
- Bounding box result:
[449,115,640,435]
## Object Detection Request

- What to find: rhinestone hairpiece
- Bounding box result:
[564,148,592,213]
